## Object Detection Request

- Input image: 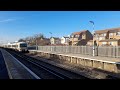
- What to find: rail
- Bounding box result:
[6,49,89,79]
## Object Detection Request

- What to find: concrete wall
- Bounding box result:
[29,51,119,73]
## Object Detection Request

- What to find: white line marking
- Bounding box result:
[2,49,41,79]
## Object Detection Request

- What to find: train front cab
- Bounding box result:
[18,43,28,52]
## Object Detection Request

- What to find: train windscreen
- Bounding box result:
[20,43,27,47]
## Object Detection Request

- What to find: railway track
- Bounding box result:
[6,49,89,79]
[91,68,120,79]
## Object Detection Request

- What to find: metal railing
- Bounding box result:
[28,46,120,58]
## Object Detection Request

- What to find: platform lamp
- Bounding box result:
[49,32,52,38]
[89,21,95,56]
[49,32,52,51]
[36,38,38,50]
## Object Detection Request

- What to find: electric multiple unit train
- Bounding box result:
[3,42,28,52]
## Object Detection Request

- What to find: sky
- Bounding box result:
[1,11,120,44]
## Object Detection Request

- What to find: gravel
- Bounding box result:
[25,53,117,79]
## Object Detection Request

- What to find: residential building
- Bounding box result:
[87,40,93,46]
[94,27,120,46]
[61,36,70,45]
[38,38,50,46]
[69,30,93,46]
[94,29,109,46]
[108,28,120,39]
[99,39,120,46]
[50,37,61,45]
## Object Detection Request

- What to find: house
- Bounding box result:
[108,28,120,39]
[87,40,93,46]
[94,29,109,46]
[50,37,61,45]
[99,39,120,46]
[61,36,70,45]
[69,30,93,46]
[94,27,120,46]
[38,38,50,46]
[87,40,98,46]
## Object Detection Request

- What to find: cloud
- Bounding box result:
[0,17,24,23]
[0,18,16,23]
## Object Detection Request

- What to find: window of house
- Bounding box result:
[109,42,111,45]
[104,33,106,36]
[99,34,101,36]
[116,32,120,35]
[102,42,107,45]
[96,34,98,37]
[97,37,99,40]
[61,39,64,41]
[109,33,113,36]
[99,37,103,40]
[101,34,104,36]
[75,35,79,38]
[109,42,113,45]
[99,33,104,36]
[70,35,73,38]
[108,42,113,45]
[118,32,120,35]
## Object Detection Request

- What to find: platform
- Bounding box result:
[1,49,40,79]
[29,50,120,73]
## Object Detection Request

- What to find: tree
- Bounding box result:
[33,33,45,40]
[18,33,50,46]
[18,38,25,42]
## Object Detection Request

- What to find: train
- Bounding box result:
[3,41,28,52]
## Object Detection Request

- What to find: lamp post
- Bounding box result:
[49,32,52,51]
[71,35,74,46]
[89,21,95,56]
[49,32,52,38]
[36,38,37,50]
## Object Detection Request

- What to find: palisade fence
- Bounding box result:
[29,46,120,58]
[28,45,36,50]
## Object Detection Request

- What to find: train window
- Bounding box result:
[20,43,27,47]
[12,45,17,47]
[8,45,11,47]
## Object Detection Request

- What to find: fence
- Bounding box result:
[27,46,36,50]
[29,46,120,58]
